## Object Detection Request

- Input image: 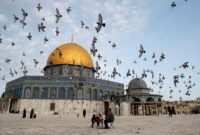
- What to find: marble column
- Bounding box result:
[7,98,11,113]
[155,103,158,115]
[143,103,145,116]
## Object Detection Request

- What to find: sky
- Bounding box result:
[0,0,200,101]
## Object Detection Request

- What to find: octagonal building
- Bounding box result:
[2,43,124,115]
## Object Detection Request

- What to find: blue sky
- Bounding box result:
[0,0,200,101]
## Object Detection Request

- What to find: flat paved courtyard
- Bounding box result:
[0,114,200,135]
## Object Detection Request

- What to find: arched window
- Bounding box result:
[33,87,40,99]
[49,88,57,99]
[41,87,48,99]
[77,88,83,99]
[158,98,161,102]
[68,68,73,75]
[104,91,109,100]
[67,87,74,99]
[50,68,54,75]
[99,90,103,100]
[79,67,83,76]
[146,97,154,102]
[134,98,141,102]
[58,87,65,99]
[110,91,115,101]
[59,66,63,75]
[93,89,98,100]
[25,87,31,98]
[86,88,91,99]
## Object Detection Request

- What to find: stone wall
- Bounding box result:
[16,99,116,116]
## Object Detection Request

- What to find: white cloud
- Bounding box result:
[104,0,150,37]
[0,14,7,23]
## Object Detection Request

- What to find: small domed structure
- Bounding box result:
[123,77,163,116]
[127,78,150,94]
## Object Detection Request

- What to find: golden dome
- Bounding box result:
[45,43,93,68]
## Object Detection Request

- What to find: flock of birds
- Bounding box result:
[0,0,199,100]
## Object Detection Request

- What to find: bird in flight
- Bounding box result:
[19,19,27,28]
[112,42,116,48]
[5,59,11,64]
[27,32,32,40]
[90,36,97,56]
[33,59,39,67]
[1,75,5,80]
[181,62,189,69]
[90,43,97,56]
[14,68,17,75]
[138,44,146,58]
[23,66,28,76]
[95,13,106,33]
[21,8,28,21]
[81,20,89,29]
[95,61,101,72]
[22,52,25,56]
[44,37,49,44]
[81,20,85,28]
[152,52,155,59]
[126,69,131,77]
[3,24,6,30]
[40,51,43,55]
[159,53,165,62]
[20,60,25,69]
[13,14,19,23]
[55,27,59,36]
[38,22,46,32]
[116,59,122,65]
[55,8,62,23]
[9,68,14,77]
[66,6,71,14]
[11,42,15,47]
[171,1,176,8]
[37,3,42,12]
[97,54,102,60]
[56,48,62,58]
[41,17,45,21]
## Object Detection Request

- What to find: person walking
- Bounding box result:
[83,109,86,118]
[22,108,26,118]
[30,108,34,119]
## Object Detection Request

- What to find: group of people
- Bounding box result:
[22,108,36,119]
[91,108,114,129]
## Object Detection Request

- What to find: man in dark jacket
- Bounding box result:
[91,114,97,128]
[104,108,114,129]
